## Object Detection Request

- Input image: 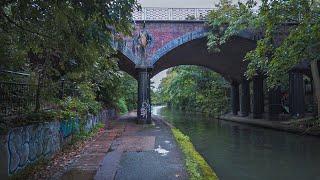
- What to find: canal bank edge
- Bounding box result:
[219,115,320,137]
[154,115,219,180]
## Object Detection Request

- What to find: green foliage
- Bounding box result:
[158,66,229,117]
[77,83,102,115]
[0,0,138,73]
[0,0,139,122]
[73,122,105,142]
[245,0,320,88]
[207,0,260,53]
[58,82,102,120]
[171,128,218,180]
[97,71,137,112]
[207,0,320,87]
[117,98,129,114]
[151,88,164,105]
[117,73,138,112]
[207,0,320,120]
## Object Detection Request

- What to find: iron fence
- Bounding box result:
[0,81,37,117]
[0,70,77,118]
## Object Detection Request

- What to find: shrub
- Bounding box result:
[117,98,128,114]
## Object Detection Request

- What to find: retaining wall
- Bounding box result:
[0,109,116,179]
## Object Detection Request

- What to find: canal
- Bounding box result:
[153,106,320,180]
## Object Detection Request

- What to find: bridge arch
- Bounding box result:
[116,49,137,79]
[151,29,258,82]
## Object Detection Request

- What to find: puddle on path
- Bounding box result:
[154,145,169,156]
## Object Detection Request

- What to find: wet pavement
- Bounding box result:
[61,112,188,180]
[110,114,187,180]
[60,120,125,180]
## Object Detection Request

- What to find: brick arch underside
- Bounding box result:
[151,36,257,82]
[117,50,137,79]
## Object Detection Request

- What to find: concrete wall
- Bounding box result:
[0,109,116,179]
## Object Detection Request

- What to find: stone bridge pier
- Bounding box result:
[137,68,152,124]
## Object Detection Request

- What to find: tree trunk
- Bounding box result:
[310,61,320,118]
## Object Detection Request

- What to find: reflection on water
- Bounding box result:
[153,106,320,180]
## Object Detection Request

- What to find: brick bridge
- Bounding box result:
[113,7,317,124]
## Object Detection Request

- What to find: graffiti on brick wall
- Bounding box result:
[60,117,79,138]
[8,122,60,174]
[5,109,117,175]
[114,22,207,64]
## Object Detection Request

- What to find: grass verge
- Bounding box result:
[171,128,219,180]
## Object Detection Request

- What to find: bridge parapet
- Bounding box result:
[133,7,212,21]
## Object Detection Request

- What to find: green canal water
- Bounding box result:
[152,106,320,180]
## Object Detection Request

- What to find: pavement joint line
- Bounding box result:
[61,120,127,179]
[61,112,188,180]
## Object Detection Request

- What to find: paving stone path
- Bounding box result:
[60,112,188,180]
[60,120,125,180]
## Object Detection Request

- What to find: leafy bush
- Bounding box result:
[158,66,229,117]
[117,98,128,114]
[57,83,102,120]
[0,0,138,125]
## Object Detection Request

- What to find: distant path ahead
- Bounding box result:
[100,113,188,180]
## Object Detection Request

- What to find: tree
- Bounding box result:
[246,0,320,118]
[207,0,320,119]
[0,0,138,72]
[158,66,229,117]
[0,0,139,113]
[207,0,260,53]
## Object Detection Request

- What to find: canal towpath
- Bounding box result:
[59,112,188,180]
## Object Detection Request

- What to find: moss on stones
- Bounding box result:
[171,128,218,180]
